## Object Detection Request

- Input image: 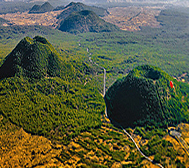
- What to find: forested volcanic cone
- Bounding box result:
[58,10,120,34]
[105,65,189,128]
[0,36,60,79]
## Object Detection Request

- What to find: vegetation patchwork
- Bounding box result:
[0,36,104,144]
[1,113,189,167]
[105,65,189,128]
[0,5,189,168]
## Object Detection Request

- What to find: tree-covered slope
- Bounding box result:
[105,65,189,128]
[58,10,120,34]
[156,8,189,33]
[0,36,104,143]
[0,36,61,79]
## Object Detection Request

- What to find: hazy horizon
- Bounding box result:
[2,0,189,7]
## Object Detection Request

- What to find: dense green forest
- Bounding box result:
[0,6,189,167]
[0,36,105,144]
[0,76,104,143]
[1,7,188,88]
[0,36,62,79]
[105,65,189,128]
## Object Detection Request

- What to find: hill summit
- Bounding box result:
[58,10,119,34]
[105,65,189,128]
[0,36,60,79]
[56,2,109,20]
[29,2,54,14]
[0,36,104,147]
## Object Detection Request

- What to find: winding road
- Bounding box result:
[85,46,163,168]
[122,127,164,168]
[87,48,106,97]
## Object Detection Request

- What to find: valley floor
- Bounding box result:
[102,6,162,31]
[0,6,162,31]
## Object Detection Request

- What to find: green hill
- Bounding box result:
[29,2,54,14]
[56,2,109,20]
[0,36,60,79]
[0,36,104,143]
[58,10,120,34]
[105,65,189,128]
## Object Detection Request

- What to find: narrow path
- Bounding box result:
[121,127,164,168]
[85,46,163,168]
[122,127,153,163]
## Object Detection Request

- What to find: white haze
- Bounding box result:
[2,0,189,7]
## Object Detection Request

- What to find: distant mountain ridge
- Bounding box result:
[58,10,120,34]
[29,2,54,14]
[56,2,109,23]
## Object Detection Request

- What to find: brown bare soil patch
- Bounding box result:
[102,6,163,31]
[0,127,62,167]
[0,10,63,28]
